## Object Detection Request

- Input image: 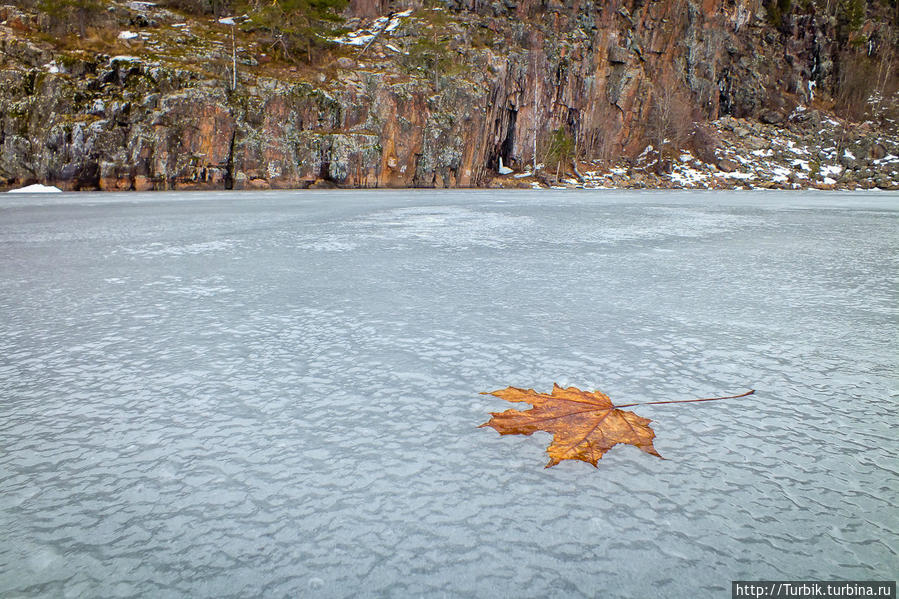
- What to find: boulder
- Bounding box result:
[759,110,784,124]
[717,158,739,172]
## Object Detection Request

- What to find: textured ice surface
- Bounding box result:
[1,190,897,598]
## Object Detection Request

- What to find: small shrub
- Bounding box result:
[834,50,879,119]
[154,0,232,16]
[247,0,347,64]
[400,37,461,91]
[809,159,821,179]
[690,125,722,165]
[765,0,793,27]
[544,128,575,178]
[38,0,108,37]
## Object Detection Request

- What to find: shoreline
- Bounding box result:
[6,183,898,194]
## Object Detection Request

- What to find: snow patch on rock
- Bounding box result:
[331,10,414,46]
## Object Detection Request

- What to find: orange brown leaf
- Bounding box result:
[480,385,754,468]
[480,384,662,468]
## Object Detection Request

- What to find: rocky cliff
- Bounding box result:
[0,0,896,190]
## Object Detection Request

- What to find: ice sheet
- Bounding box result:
[0,190,896,598]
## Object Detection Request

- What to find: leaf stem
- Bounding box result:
[613,389,755,408]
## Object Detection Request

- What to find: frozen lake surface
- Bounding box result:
[1,190,896,598]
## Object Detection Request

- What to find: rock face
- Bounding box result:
[0,0,894,190]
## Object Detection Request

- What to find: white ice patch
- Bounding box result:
[354,206,532,249]
[118,31,139,40]
[332,31,375,46]
[120,240,236,257]
[331,10,413,46]
[771,166,791,183]
[295,238,359,252]
[637,145,653,160]
[785,140,808,155]
[7,184,62,193]
[384,9,413,32]
[165,284,234,298]
[719,171,756,180]
[670,166,710,187]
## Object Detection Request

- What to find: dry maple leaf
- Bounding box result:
[480,384,754,468]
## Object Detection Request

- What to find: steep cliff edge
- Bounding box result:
[0,0,896,190]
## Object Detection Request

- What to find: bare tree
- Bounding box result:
[648,62,693,173]
[834,51,879,121]
[873,39,896,118]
